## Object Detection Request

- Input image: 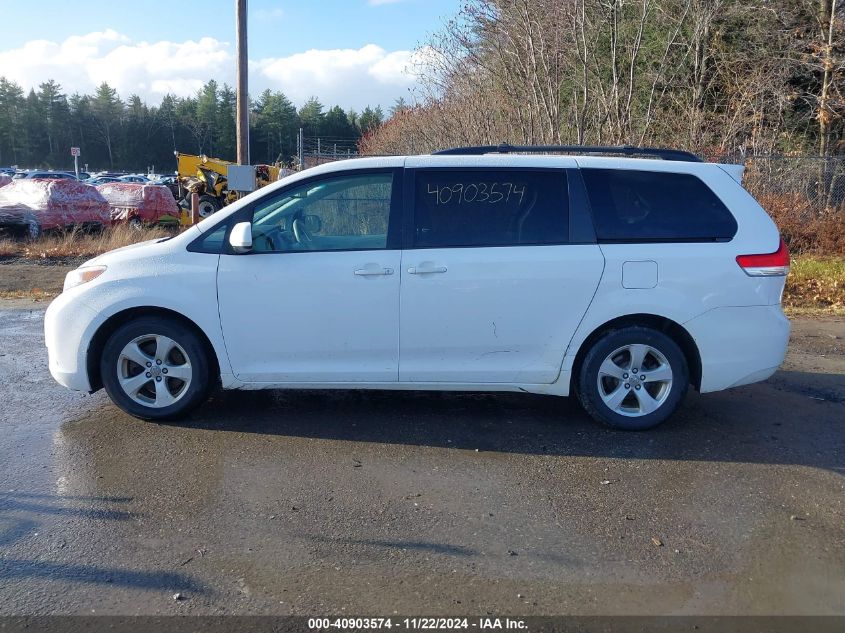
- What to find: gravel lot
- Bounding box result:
[0,301,843,616]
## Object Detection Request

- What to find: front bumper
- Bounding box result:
[44,291,100,392]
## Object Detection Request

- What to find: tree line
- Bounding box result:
[0,78,387,172]
[361,0,845,158]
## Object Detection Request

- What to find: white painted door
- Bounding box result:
[217,170,401,383]
[400,245,603,383]
[399,167,604,384]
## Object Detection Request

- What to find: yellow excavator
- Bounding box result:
[174,152,282,219]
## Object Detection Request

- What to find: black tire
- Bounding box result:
[577,326,689,431]
[79,222,104,234]
[197,195,221,218]
[26,219,41,240]
[100,316,212,421]
[128,216,144,230]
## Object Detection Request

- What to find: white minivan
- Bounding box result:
[44,146,790,430]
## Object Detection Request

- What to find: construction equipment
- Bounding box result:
[174,152,281,220]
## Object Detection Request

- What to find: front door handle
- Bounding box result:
[407,265,448,274]
[354,267,394,276]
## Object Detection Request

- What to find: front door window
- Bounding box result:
[250,173,394,253]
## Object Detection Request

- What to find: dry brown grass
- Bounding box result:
[756,193,845,256]
[0,239,18,257]
[0,288,55,301]
[0,224,177,260]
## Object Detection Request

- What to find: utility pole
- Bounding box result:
[298,127,304,170]
[235,0,250,165]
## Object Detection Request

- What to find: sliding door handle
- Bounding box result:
[407,266,448,275]
[354,267,394,276]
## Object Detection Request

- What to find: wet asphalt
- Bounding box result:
[0,304,843,616]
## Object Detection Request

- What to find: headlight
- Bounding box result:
[63,265,107,291]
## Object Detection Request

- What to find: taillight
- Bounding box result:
[736,238,790,276]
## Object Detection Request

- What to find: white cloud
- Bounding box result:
[0,31,234,101]
[256,44,420,110]
[0,31,419,110]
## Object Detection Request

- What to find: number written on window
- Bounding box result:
[427,182,526,206]
[414,169,569,248]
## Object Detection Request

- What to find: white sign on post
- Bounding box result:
[70,147,81,179]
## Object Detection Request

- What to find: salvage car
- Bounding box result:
[96,182,180,228]
[0,178,111,238]
[12,170,78,180]
[118,174,151,184]
[87,176,122,186]
[45,146,790,430]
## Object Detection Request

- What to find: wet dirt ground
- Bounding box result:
[0,260,80,297]
[0,302,843,616]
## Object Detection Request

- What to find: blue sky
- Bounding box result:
[0,0,458,110]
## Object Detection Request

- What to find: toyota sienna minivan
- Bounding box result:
[45,145,790,430]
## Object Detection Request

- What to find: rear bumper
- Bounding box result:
[684,304,790,393]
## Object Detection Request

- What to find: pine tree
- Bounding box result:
[90,82,124,169]
[0,78,25,166]
[298,97,324,136]
[358,106,384,134]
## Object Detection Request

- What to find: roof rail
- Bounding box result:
[433,144,703,162]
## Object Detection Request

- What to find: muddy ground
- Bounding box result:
[0,260,83,297]
[0,289,843,617]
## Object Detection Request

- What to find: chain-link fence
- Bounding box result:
[300,136,359,170]
[715,155,845,213]
[713,155,845,254]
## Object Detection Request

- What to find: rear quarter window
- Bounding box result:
[581,169,738,242]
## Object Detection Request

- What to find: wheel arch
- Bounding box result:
[86,306,221,392]
[570,313,702,392]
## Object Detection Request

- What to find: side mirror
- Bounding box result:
[229,221,253,254]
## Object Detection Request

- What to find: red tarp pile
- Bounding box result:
[0,179,111,236]
[96,182,179,224]
[0,174,11,188]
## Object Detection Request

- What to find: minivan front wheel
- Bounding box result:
[577,327,689,430]
[101,317,212,420]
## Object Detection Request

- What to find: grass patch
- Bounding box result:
[784,256,845,315]
[0,288,56,301]
[0,224,177,260]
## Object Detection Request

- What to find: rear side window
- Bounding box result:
[413,169,568,248]
[581,169,737,242]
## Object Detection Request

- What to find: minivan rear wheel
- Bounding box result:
[101,316,212,420]
[577,327,688,430]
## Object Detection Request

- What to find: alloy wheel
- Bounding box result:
[596,343,673,417]
[116,334,193,408]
